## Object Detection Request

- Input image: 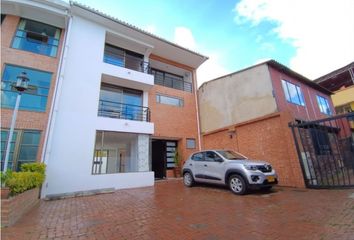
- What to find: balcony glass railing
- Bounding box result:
[103,46,150,73]
[98,100,150,122]
[12,29,59,57]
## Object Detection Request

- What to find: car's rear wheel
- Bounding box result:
[183,172,194,187]
[229,174,247,195]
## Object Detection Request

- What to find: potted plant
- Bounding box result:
[1,171,12,199]
[173,151,181,178]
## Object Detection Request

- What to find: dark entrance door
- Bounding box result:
[152,140,166,179]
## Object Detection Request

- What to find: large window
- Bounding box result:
[316,95,332,115]
[103,44,147,72]
[92,131,149,174]
[1,129,41,171]
[12,18,61,57]
[1,65,52,112]
[281,80,305,106]
[156,94,184,107]
[98,84,149,121]
[151,68,192,92]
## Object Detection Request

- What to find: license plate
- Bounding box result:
[267,176,275,182]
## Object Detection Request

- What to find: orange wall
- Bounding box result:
[1,15,65,161]
[202,111,305,188]
[149,55,200,166]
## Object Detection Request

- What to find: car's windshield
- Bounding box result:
[216,150,247,160]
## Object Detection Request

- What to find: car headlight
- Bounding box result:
[243,164,258,171]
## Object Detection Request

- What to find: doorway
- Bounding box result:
[151,139,178,179]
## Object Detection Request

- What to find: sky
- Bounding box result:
[76,0,354,86]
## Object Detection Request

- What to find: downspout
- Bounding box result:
[193,70,202,151]
[41,12,73,164]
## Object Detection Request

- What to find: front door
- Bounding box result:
[152,140,165,179]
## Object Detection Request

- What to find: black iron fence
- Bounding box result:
[104,49,150,73]
[98,100,150,122]
[289,112,354,188]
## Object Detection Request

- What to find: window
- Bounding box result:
[1,129,40,171]
[103,44,146,72]
[335,104,353,114]
[1,65,52,112]
[12,18,61,57]
[156,94,184,107]
[186,138,196,149]
[316,95,332,115]
[191,152,203,161]
[151,68,192,92]
[281,80,305,106]
[98,84,148,121]
[92,131,149,174]
[205,151,222,162]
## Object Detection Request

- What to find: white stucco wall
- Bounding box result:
[42,16,154,198]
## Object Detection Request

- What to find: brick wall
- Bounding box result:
[1,15,65,162]
[1,188,40,227]
[149,55,200,166]
[202,111,305,188]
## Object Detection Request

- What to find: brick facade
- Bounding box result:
[149,54,200,168]
[1,188,40,227]
[1,15,65,162]
[202,111,305,187]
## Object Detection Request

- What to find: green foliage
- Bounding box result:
[21,163,46,175]
[2,163,46,195]
[5,172,44,195]
[174,151,180,167]
[0,170,13,187]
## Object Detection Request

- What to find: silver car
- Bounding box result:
[182,150,278,195]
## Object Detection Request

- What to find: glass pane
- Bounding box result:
[287,82,300,105]
[186,139,196,149]
[296,86,305,106]
[18,146,38,160]
[22,131,41,145]
[24,19,59,38]
[282,80,290,101]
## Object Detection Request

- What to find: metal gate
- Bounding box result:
[289,112,354,188]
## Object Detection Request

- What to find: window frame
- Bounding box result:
[186,138,196,149]
[156,93,184,107]
[316,95,332,115]
[281,79,305,106]
[151,68,192,93]
[11,18,61,57]
[1,64,52,112]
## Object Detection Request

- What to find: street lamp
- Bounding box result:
[3,72,29,172]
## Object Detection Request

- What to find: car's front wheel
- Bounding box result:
[229,174,247,195]
[183,172,194,187]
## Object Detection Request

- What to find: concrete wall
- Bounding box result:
[331,85,354,107]
[269,65,335,121]
[42,16,154,197]
[198,64,277,133]
[202,112,305,188]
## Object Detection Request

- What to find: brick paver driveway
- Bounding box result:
[2,180,354,240]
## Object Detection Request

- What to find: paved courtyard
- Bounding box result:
[2,180,354,240]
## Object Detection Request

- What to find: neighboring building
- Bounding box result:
[314,61,354,114]
[1,0,69,171]
[41,2,207,197]
[198,60,335,187]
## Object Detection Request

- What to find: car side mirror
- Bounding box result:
[215,158,223,163]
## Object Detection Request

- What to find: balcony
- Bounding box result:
[98,100,150,122]
[12,29,60,57]
[103,44,150,73]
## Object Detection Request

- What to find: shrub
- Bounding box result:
[21,163,46,175]
[5,172,45,195]
[0,170,13,187]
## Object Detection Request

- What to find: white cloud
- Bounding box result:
[173,26,230,86]
[234,0,354,79]
[174,27,197,50]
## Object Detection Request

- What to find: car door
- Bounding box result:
[203,151,225,184]
[190,152,207,182]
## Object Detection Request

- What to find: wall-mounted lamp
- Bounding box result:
[227,129,236,139]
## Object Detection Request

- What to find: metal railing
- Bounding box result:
[98,100,150,122]
[104,50,150,73]
[12,29,59,57]
[289,112,354,188]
